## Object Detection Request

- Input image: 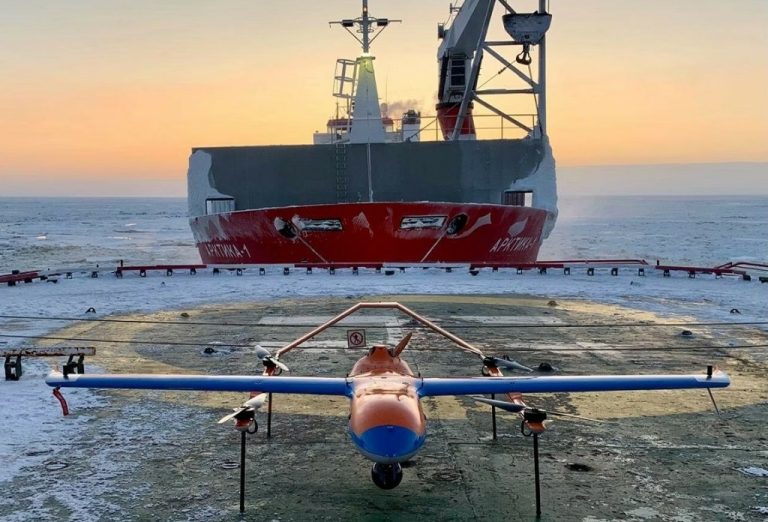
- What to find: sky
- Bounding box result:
[1,0,766,196]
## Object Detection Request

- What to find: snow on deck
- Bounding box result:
[0,268,765,506]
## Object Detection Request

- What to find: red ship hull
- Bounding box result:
[190,202,548,265]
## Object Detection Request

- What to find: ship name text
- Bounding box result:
[489,236,537,253]
[204,243,251,259]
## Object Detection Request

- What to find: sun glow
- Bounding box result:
[1,1,765,196]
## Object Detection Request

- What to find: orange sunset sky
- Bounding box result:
[1,0,766,196]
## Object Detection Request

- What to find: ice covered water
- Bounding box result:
[540,195,768,265]
[1,195,766,273]
[0,197,199,273]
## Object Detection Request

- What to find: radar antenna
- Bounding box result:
[329,0,401,53]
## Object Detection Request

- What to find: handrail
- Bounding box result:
[320,112,538,143]
[275,302,485,361]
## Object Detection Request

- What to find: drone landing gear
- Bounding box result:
[490,393,498,440]
[239,430,247,513]
[234,410,258,514]
[371,462,403,490]
[521,409,547,519]
[532,432,542,518]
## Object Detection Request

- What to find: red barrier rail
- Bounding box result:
[116,264,207,272]
[114,264,207,278]
[654,265,746,277]
[539,259,649,266]
[714,261,768,273]
[469,259,648,271]
[294,263,384,270]
[0,271,41,285]
[2,258,767,287]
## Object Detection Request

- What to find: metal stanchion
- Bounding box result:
[239,431,246,514]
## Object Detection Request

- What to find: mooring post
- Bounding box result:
[533,433,541,519]
[239,431,246,514]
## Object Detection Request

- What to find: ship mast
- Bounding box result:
[329,0,400,55]
[362,0,371,53]
[534,0,547,135]
[328,2,400,147]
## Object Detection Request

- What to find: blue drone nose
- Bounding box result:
[353,425,425,464]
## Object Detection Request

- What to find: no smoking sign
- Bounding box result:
[346,329,366,348]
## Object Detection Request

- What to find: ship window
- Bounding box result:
[503,191,533,207]
[446,214,468,235]
[205,198,235,214]
[399,216,447,229]
[450,59,466,88]
[438,57,449,96]
[297,218,343,231]
[274,217,296,238]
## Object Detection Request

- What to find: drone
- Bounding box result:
[47,302,729,516]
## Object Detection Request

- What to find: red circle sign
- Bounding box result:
[347,330,365,347]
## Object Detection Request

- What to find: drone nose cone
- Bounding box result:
[352,425,425,464]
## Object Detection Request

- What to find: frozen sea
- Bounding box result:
[1,195,767,272]
[1,195,767,520]
[1,194,766,335]
[0,197,199,273]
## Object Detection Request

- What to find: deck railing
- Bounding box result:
[405,113,539,142]
[318,113,539,143]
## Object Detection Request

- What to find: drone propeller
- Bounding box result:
[255,345,289,372]
[544,410,605,423]
[482,355,533,373]
[217,393,268,425]
[217,408,247,425]
[472,396,604,423]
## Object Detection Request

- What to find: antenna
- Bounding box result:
[329,0,401,54]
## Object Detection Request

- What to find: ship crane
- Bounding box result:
[437,0,551,141]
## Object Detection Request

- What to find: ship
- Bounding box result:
[187,0,558,267]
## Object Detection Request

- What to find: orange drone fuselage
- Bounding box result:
[346,345,427,464]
